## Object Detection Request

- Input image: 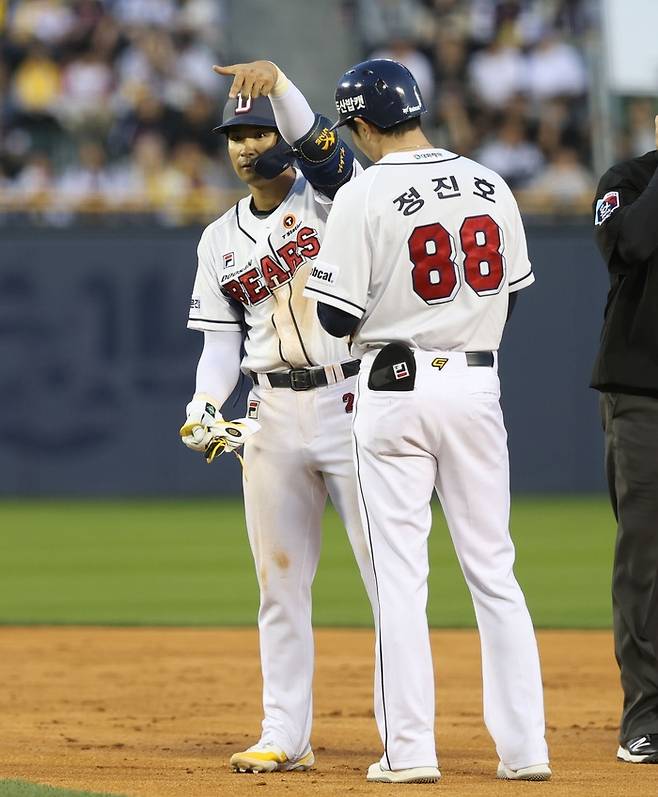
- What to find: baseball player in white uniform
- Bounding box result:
[305,59,551,784]
[180,61,376,773]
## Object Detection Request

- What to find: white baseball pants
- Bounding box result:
[242,374,377,759]
[352,349,549,771]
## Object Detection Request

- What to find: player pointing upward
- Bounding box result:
[180,60,376,774]
[305,58,551,784]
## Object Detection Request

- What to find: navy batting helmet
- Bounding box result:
[213,94,278,134]
[331,58,426,131]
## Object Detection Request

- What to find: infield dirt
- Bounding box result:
[0,627,651,797]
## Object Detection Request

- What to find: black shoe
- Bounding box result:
[617,734,658,763]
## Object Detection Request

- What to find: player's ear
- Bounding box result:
[353,117,369,141]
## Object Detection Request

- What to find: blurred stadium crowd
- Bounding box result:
[0,0,233,224]
[0,0,654,224]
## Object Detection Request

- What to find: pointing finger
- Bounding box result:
[213,64,239,76]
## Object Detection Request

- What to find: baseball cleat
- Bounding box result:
[496,762,552,781]
[229,743,314,773]
[617,734,658,763]
[366,762,441,783]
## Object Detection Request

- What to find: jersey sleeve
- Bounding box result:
[303,180,371,317]
[506,194,535,293]
[593,157,658,271]
[187,228,244,332]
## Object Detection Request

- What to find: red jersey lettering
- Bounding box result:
[239,268,271,304]
[297,226,320,258]
[277,241,304,274]
[260,254,291,289]
[221,278,248,305]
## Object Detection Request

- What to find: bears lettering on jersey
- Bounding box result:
[220,226,321,306]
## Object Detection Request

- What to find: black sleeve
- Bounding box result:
[317,302,360,338]
[506,292,518,322]
[594,154,658,271]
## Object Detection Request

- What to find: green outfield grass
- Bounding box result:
[0,496,615,628]
[0,780,125,797]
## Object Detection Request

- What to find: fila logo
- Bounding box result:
[432,357,448,370]
[223,252,235,269]
[235,93,252,114]
[393,362,410,380]
[247,400,260,420]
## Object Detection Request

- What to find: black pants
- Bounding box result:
[601,392,658,742]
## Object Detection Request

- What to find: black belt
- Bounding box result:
[251,360,360,391]
[465,351,494,367]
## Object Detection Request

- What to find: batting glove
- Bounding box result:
[203,417,261,464]
[179,393,224,452]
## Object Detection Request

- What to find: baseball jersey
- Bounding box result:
[188,168,356,372]
[304,148,534,356]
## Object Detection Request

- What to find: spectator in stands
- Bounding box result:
[9,0,75,46]
[475,117,544,188]
[536,97,583,160]
[0,0,601,223]
[109,131,170,210]
[525,30,587,101]
[56,140,113,210]
[59,49,114,132]
[519,144,594,209]
[111,0,177,29]
[468,33,527,110]
[355,0,432,51]
[11,42,61,116]
[10,151,56,205]
[172,89,222,156]
[178,0,227,49]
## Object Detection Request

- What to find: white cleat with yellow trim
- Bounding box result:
[229,743,315,773]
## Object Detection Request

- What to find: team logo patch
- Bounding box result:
[595,191,620,226]
[190,296,200,310]
[235,93,252,114]
[315,128,336,151]
[247,400,260,420]
[393,362,410,380]
[431,357,448,370]
[283,213,296,229]
[223,252,235,269]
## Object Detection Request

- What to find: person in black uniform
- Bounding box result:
[591,114,658,765]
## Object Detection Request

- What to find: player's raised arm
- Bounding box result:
[213,60,357,197]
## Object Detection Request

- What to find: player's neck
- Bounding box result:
[249,169,296,212]
[378,132,433,160]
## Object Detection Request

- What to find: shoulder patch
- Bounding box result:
[594,191,620,226]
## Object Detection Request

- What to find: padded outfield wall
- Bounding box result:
[0,224,607,496]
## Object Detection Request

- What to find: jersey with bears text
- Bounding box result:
[188,169,353,373]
